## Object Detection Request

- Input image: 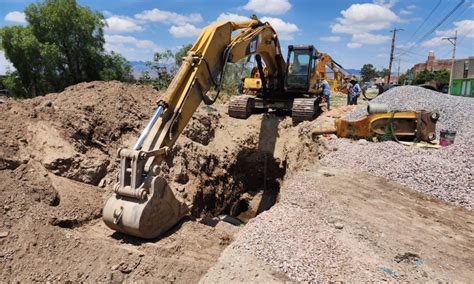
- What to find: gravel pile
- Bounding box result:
[345,86,474,143]
[229,171,376,282]
[322,140,473,209]
[322,86,474,210]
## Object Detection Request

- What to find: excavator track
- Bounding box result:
[292,98,320,123]
[228,95,254,119]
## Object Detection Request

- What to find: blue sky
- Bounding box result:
[1,0,473,74]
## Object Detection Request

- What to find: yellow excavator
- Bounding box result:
[102,15,440,239]
[102,16,329,238]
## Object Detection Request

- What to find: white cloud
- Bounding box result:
[260,16,299,40]
[351,33,391,45]
[104,35,161,61]
[4,11,26,23]
[320,36,341,42]
[102,10,114,17]
[0,51,14,75]
[407,4,416,10]
[331,3,399,34]
[169,24,201,38]
[397,42,417,49]
[216,13,250,22]
[421,37,448,47]
[373,0,397,9]
[422,20,474,47]
[400,9,412,15]
[134,8,202,25]
[243,0,291,15]
[105,16,143,33]
[347,42,362,48]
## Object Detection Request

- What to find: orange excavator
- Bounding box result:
[314,53,351,91]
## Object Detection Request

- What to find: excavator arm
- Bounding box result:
[313,52,350,91]
[103,16,285,239]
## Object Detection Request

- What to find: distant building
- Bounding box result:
[451,56,473,97]
[411,51,451,78]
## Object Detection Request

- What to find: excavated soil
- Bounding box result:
[0,81,325,282]
[1,81,472,282]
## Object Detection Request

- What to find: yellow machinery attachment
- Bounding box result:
[314,104,440,142]
[244,78,263,90]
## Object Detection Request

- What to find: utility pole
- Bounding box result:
[388,28,404,85]
[443,30,457,95]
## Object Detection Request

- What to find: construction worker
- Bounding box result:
[320,77,331,110]
[350,79,362,105]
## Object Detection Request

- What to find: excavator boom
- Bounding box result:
[102,17,285,238]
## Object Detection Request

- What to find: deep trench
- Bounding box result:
[189,114,287,224]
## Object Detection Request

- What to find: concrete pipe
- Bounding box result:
[367,103,389,114]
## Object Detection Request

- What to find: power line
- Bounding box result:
[404,0,442,43]
[396,0,468,60]
[416,0,465,44]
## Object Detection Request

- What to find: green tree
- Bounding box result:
[145,44,194,90]
[433,69,450,86]
[100,52,134,82]
[138,71,153,85]
[360,64,377,82]
[25,0,105,84]
[174,44,193,66]
[0,0,133,97]
[414,69,434,84]
[0,25,60,97]
[377,68,391,79]
[146,49,174,90]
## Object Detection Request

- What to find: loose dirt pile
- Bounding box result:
[0,81,325,281]
[322,86,474,210]
[0,81,158,185]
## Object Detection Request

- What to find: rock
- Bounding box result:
[334,223,344,230]
[98,178,107,188]
[357,139,369,145]
[0,231,9,238]
[41,101,53,107]
[111,264,119,271]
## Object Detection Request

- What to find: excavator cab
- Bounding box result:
[285,45,317,93]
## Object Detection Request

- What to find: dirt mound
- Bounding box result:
[0,81,158,185]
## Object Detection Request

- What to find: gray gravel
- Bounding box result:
[229,170,379,282]
[323,86,474,210]
[322,140,473,209]
[345,86,474,143]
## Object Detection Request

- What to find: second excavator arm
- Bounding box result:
[313,52,350,91]
[103,16,286,239]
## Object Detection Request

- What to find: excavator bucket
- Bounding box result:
[103,176,189,239]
